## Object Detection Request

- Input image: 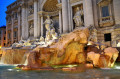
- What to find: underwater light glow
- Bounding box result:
[68,65,77,67]
[115,66,120,69]
[7,69,13,71]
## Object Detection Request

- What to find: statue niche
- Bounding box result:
[29,22,34,37]
[73,7,84,28]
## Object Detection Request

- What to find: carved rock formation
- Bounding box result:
[86,45,119,68]
[23,28,89,69]
[21,27,119,70]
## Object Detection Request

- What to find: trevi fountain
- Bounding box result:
[0,15,120,79]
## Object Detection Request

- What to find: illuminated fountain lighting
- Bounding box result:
[115,66,120,69]
[67,65,77,68]
[114,63,120,69]
[117,42,120,47]
[87,41,93,45]
[7,69,13,71]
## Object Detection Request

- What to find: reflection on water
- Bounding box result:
[0,65,120,79]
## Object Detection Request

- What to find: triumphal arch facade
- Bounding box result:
[6,0,120,47]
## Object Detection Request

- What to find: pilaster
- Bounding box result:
[34,0,38,38]
[113,0,120,24]
[83,0,94,27]
[11,12,14,43]
[62,0,69,33]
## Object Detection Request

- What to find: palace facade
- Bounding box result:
[0,26,6,47]
[6,0,120,47]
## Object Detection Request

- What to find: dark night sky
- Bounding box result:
[0,0,16,27]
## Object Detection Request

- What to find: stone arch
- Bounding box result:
[40,0,60,12]
[40,0,60,36]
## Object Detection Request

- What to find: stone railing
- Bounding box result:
[101,16,111,21]
[99,16,114,27]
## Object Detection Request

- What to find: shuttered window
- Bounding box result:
[102,6,109,17]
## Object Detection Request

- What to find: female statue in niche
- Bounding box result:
[29,22,34,36]
[73,7,84,27]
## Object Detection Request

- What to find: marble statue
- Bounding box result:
[29,22,34,36]
[44,15,53,31]
[43,15,58,45]
[40,36,44,42]
[45,31,52,42]
[23,39,31,46]
[51,27,58,40]
[73,7,84,27]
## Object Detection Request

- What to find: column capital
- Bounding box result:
[56,3,62,10]
[34,0,38,2]
[38,11,43,17]
[21,1,27,8]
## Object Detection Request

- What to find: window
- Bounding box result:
[4,43,5,46]
[14,31,17,38]
[29,5,33,9]
[4,37,6,40]
[102,6,109,17]
[14,13,17,19]
[8,33,11,39]
[104,33,111,42]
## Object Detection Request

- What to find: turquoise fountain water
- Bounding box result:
[0,63,120,79]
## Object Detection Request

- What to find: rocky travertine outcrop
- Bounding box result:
[23,28,89,69]
[86,46,119,68]
[21,27,119,70]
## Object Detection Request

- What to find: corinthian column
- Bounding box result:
[59,9,62,34]
[41,15,43,36]
[11,12,14,43]
[22,5,26,40]
[34,0,38,38]
[62,0,69,33]
[22,3,29,40]
[6,17,8,45]
[18,8,21,41]
[83,0,94,27]
[113,0,120,24]
[37,14,41,37]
